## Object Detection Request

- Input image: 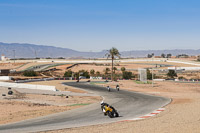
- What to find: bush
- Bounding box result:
[23,71,37,77]
[122,71,132,79]
[147,69,156,80]
[79,70,90,78]
[90,69,95,76]
[121,67,126,72]
[178,76,184,79]
[167,70,177,78]
[64,70,72,77]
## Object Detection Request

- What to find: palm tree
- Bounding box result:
[104,67,110,75]
[90,69,95,76]
[113,67,117,73]
[105,47,120,81]
[96,71,100,76]
[121,67,126,72]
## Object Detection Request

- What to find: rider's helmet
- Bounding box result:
[100,101,104,105]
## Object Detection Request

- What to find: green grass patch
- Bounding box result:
[69,103,90,106]
[134,80,152,84]
[90,82,107,85]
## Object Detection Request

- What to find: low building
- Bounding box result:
[1,54,9,61]
[0,69,10,76]
[198,55,200,61]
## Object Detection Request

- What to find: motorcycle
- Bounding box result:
[101,103,119,118]
[107,86,110,92]
[116,85,119,91]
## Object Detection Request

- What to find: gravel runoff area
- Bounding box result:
[0,80,101,125]
[40,80,200,133]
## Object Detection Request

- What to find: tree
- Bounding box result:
[147,69,152,80]
[96,71,101,76]
[161,53,166,58]
[90,69,95,76]
[64,70,72,77]
[197,55,200,61]
[74,72,79,79]
[147,53,154,58]
[23,71,37,77]
[167,70,177,78]
[113,67,117,73]
[79,70,90,78]
[105,47,120,81]
[122,71,132,79]
[121,67,126,72]
[147,54,152,58]
[167,54,172,58]
[104,67,110,75]
[147,69,156,80]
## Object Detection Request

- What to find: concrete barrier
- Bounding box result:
[0,81,56,91]
[153,79,165,81]
[15,78,54,83]
[168,67,200,70]
[0,76,11,81]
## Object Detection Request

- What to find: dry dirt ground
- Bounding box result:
[27,80,87,93]
[0,80,101,125]
[53,61,199,77]
[41,80,200,133]
[0,62,25,70]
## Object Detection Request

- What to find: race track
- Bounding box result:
[0,81,171,133]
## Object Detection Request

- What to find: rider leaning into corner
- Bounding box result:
[100,101,119,117]
[101,101,109,113]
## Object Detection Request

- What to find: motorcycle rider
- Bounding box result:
[100,101,118,117]
[101,101,109,112]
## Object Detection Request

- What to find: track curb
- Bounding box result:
[118,108,165,123]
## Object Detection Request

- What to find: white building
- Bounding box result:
[1,54,9,61]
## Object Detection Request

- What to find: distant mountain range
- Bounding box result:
[0,42,200,58]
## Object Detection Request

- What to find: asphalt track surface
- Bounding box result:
[0,81,171,133]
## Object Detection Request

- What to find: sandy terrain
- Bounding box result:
[0,62,25,70]
[27,80,87,93]
[42,80,200,133]
[0,80,101,125]
[69,63,154,74]
[1,58,200,132]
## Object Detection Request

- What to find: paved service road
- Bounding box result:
[0,81,171,133]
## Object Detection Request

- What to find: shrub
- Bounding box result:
[23,71,37,77]
[147,69,156,80]
[96,71,101,76]
[122,71,132,79]
[79,70,90,78]
[121,67,126,72]
[178,76,185,79]
[64,70,72,77]
[104,67,111,74]
[167,70,177,78]
[90,69,95,76]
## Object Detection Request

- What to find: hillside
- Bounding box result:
[0,42,199,58]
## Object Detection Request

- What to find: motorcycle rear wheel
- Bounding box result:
[108,111,114,118]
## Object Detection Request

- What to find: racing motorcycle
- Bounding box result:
[101,102,119,118]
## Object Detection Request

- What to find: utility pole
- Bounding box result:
[13,50,15,64]
[35,50,37,59]
[152,55,154,87]
[152,68,154,87]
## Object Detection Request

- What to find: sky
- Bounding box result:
[0,0,200,52]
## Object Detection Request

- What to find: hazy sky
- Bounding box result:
[0,0,200,52]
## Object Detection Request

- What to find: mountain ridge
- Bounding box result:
[0,42,199,58]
